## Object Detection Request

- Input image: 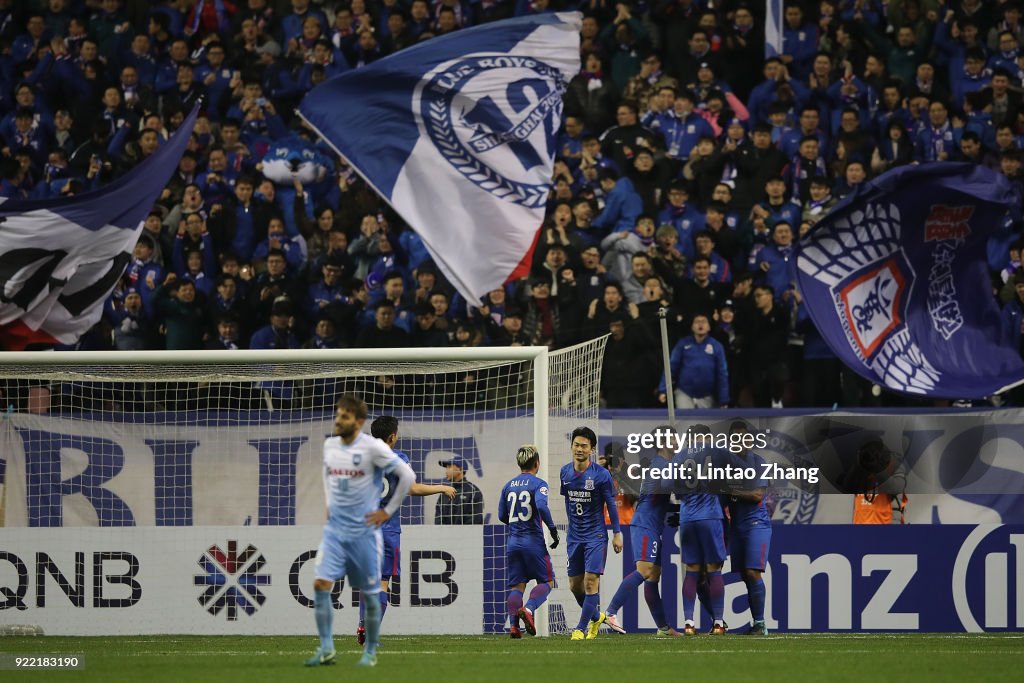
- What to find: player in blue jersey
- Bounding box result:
[674,424,728,635]
[499,444,560,638]
[355,415,456,644]
[722,421,772,635]
[605,429,682,637]
[305,395,416,668]
[560,426,623,640]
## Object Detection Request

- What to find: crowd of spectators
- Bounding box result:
[1,0,1023,410]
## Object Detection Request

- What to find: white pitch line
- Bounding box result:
[84,649,1024,657]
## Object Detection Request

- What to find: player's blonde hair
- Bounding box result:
[516,444,540,469]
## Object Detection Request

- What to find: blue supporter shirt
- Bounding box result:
[722,449,772,531]
[672,445,724,522]
[499,472,556,551]
[380,449,412,535]
[560,461,620,543]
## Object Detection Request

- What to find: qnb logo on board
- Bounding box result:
[953,526,1024,632]
[195,540,271,620]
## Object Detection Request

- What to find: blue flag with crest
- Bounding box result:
[796,163,1024,399]
[298,12,581,304]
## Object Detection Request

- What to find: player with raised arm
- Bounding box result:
[499,444,560,638]
[605,428,683,637]
[305,395,416,668]
[674,423,728,635]
[355,415,457,645]
[560,426,623,640]
[722,421,772,635]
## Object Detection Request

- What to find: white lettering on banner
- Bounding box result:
[3,413,533,527]
[0,526,482,635]
[952,526,1024,632]
[782,554,853,629]
[860,555,919,629]
[1014,535,1024,630]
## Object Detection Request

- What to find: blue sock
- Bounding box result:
[697,574,713,622]
[576,593,599,631]
[644,580,668,630]
[682,571,699,622]
[525,583,551,612]
[708,571,725,621]
[364,591,381,655]
[507,589,524,623]
[608,570,644,616]
[314,589,334,651]
[747,578,766,622]
[379,589,389,624]
[358,593,365,627]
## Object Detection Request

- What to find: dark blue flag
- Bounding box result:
[796,163,1024,399]
[0,106,198,349]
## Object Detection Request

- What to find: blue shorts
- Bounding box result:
[381,531,400,579]
[680,519,727,565]
[729,525,771,571]
[566,539,607,577]
[629,525,662,566]
[506,548,554,586]
[315,529,383,594]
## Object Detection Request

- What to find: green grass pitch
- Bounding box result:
[1,634,1021,683]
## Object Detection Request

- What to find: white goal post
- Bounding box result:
[0,340,606,637]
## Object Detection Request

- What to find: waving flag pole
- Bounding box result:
[796,163,1024,399]
[0,105,198,351]
[297,12,581,305]
[765,0,784,58]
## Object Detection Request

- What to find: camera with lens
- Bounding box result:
[602,442,624,469]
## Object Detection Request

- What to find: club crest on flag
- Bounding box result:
[799,200,939,394]
[834,253,912,362]
[416,56,564,209]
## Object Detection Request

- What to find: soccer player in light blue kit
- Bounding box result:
[605,429,682,636]
[560,426,623,640]
[674,423,728,635]
[499,444,560,638]
[305,394,416,668]
[355,415,456,645]
[721,420,772,635]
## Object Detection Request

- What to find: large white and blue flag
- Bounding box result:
[0,106,198,350]
[797,163,1024,399]
[298,12,581,303]
[765,0,784,58]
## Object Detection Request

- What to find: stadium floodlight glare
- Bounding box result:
[0,340,605,637]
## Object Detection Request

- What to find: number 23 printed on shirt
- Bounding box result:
[506,490,534,522]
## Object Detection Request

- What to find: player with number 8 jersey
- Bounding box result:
[559,426,623,640]
[499,444,559,638]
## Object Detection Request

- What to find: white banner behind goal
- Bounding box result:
[0,526,485,635]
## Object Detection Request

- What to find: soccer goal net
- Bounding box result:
[0,340,605,636]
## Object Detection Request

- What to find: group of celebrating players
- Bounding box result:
[303,396,771,668]
[501,422,771,641]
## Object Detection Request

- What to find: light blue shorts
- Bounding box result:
[315,529,383,594]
